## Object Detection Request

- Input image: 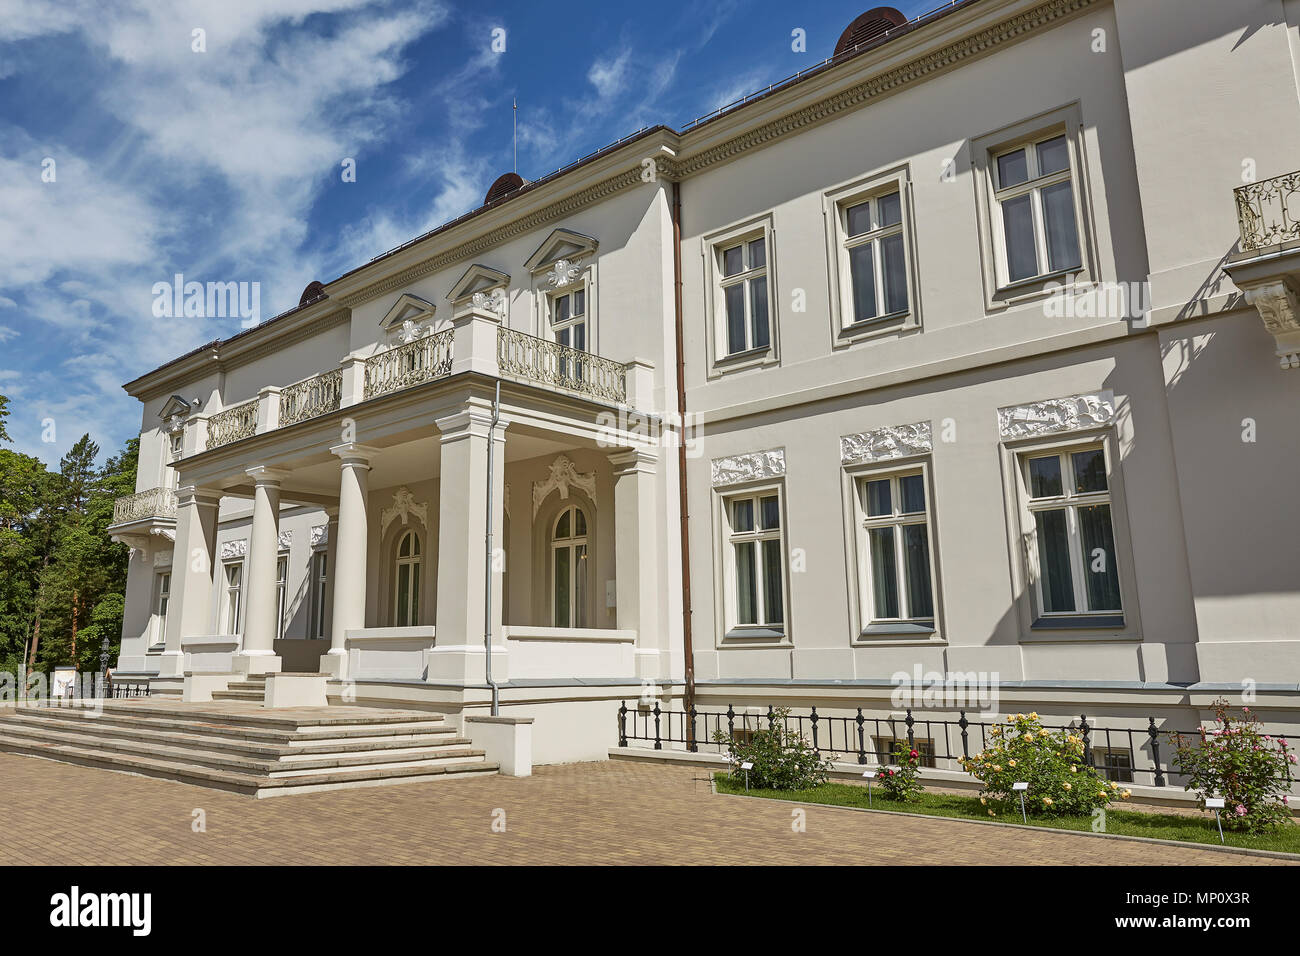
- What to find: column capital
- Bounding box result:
[176,485,222,508]
[330,442,380,466]
[436,406,510,443]
[609,447,659,475]
[245,465,292,486]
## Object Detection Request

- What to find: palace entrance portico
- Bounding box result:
[150,305,673,700]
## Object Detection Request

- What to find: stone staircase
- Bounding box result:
[0,699,496,797]
[211,674,268,702]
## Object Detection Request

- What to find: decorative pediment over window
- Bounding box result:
[447,263,510,306]
[532,454,597,517]
[380,292,439,333]
[524,228,598,275]
[158,395,194,430]
[380,486,429,537]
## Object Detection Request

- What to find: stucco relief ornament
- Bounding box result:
[310,524,328,548]
[380,486,429,537]
[278,530,293,550]
[220,539,248,560]
[532,454,597,517]
[997,393,1116,440]
[546,258,581,288]
[472,288,507,319]
[710,448,786,487]
[397,319,431,344]
[149,527,176,543]
[840,422,932,466]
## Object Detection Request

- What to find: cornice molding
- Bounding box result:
[676,0,1098,178]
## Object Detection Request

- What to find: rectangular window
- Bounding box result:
[726,491,785,630]
[718,236,770,357]
[857,470,935,625]
[873,736,937,768]
[992,133,1081,285]
[223,561,243,635]
[842,190,908,324]
[1091,746,1134,783]
[276,555,287,640]
[153,572,170,644]
[1023,445,1122,616]
[308,551,328,639]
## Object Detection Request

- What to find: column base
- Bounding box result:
[318,648,348,679]
[232,651,282,677]
[157,650,186,679]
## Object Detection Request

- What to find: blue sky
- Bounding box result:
[0,0,936,466]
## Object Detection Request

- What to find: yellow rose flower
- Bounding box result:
[1070,766,1077,773]
[1043,797,1053,805]
[1024,734,1034,742]
[980,797,987,805]
[1110,782,1119,790]
[1009,760,1017,767]
[988,809,995,816]
[1122,789,1132,799]
[993,765,1002,772]
[1063,782,1071,790]
[1030,712,1038,719]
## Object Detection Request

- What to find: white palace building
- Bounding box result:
[106,0,1300,768]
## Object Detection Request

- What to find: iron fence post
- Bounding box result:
[856,708,867,764]
[652,701,662,750]
[1149,717,1165,786]
[727,704,735,742]
[1079,714,1091,767]
[618,701,627,747]
[905,709,915,749]
[687,703,698,753]
[810,706,820,750]
[958,710,969,759]
[767,704,776,731]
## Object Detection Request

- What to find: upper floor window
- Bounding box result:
[992,133,1081,285]
[719,236,770,357]
[550,288,587,352]
[844,191,907,323]
[1022,445,1121,616]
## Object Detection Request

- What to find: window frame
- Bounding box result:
[392,530,422,628]
[971,104,1097,310]
[999,427,1141,642]
[222,559,244,636]
[549,504,590,629]
[823,165,921,346]
[275,554,288,640]
[308,550,328,640]
[152,571,171,646]
[703,215,779,375]
[842,457,944,644]
[717,482,789,642]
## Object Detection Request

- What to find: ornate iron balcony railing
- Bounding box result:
[364,329,454,399]
[279,368,342,426]
[111,486,178,525]
[207,398,258,449]
[1235,170,1300,252]
[497,327,627,405]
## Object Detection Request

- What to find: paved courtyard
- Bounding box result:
[0,753,1290,865]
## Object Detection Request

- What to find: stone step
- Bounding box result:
[210,689,265,701]
[0,712,466,760]
[17,700,452,734]
[224,681,268,692]
[0,735,497,797]
[0,721,486,775]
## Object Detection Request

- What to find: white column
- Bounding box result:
[430,402,508,683]
[610,449,662,679]
[233,466,289,675]
[159,486,220,678]
[321,443,378,678]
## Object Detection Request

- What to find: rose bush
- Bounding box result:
[960,712,1127,818]
[714,707,833,791]
[1170,698,1296,833]
[875,743,924,802]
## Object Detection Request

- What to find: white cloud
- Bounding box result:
[587,50,632,101]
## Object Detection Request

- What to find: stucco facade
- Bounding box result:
[110,0,1300,762]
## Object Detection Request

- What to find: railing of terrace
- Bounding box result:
[497,327,628,405]
[279,367,343,426]
[1235,170,1300,252]
[207,398,258,449]
[364,329,454,399]
[617,703,1300,792]
[110,486,178,525]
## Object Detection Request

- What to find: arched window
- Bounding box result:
[393,530,422,627]
[551,505,588,628]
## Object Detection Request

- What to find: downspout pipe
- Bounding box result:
[485,379,502,715]
[672,179,696,732]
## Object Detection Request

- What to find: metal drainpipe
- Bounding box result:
[484,379,502,715]
[672,180,696,733]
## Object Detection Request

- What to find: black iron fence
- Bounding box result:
[616,701,1297,791]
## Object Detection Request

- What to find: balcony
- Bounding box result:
[108,487,178,549]
[188,306,650,453]
[1226,169,1300,370]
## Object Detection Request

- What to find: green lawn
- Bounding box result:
[713,773,1300,855]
